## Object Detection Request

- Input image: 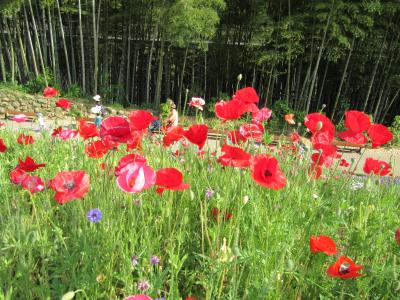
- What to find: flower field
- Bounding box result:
[0,88,399,300]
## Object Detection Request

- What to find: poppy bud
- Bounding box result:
[237,74,243,81]
[316,121,323,131]
[395,228,400,245]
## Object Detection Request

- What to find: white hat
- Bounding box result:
[93,95,101,102]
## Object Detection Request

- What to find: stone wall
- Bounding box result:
[0,90,128,119]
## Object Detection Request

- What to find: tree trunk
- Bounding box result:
[305,1,333,113]
[23,5,38,77]
[56,0,72,86]
[28,0,47,85]
[92,0,99,94]
[154,38,165,107]
[3,18,15,83]
[316,61,329,112]
[177,46,188,110]
[379,88,400,123]
[331,38,354,119]
[0,34,6,82]
[146,26,157,105]
[78,0,86,93]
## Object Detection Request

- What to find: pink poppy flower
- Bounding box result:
[58,129,78,140]
[189,97,205,111]
[116,162,156,193]
[252,107,272,124]
[12,114,28,123]
[124,295,152,300]
[21,175,45,193]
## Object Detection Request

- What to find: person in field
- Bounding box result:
[166,99,178,127]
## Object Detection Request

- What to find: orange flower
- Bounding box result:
[284,114,295,124]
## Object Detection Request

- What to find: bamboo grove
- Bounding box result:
[0,0,399,123]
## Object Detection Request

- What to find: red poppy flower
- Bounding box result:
[310,130,335,146]
[163,126,184,147]
[114,154,147,176]
[217,144,252,168]
[215,99,246,121]
[239,123,264,142]
[233,87,259,104]
[100,116,131,143]
[85,140,108,158]
[290,132,300,144]
[338,130,368,145]
[0,138,7,152]
[367,124,393,148]
[327,256,363,279]
[344,110,371,133]
[184,124,208,150]
[78,120,99,140]
[227,129,247,144]
[126,130,142,151]
[210,207,233,222]
[17,156,46,172]
[128,110,157,131]
[52,127,63,137]
[185,297,198,300]
[308,163,322,179]
[252,107,272,124]
[310,235,337,255]
[251,154,286,190]
[312,143,338,167]
[56,98,71,110]
[363,157,392,176]
[155,168,189,194]
[10,168,29,185]
[396,229,400,246]
[50,171,90,204]
[340,159,350,167]
[285,114,295,125]
[304,113,335,136]
[17,133,34,145]
[0,121,5,127]
[101,135,120,150]
[43,86,59,98]
[21,175,45,193]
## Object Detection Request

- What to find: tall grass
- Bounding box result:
[0,130,399,299]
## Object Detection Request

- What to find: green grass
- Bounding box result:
[0,129,399,299]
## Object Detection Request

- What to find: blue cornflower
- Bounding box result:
[87,208,102,223]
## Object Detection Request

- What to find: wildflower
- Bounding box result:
[131,255,138,267]
[0,138,7,152]
[252,107,272,124]
[125,295,152,300]
[43,86,59,98]
[338,130,368,145]
[137,280,150,291]
[215,99,246,121]
[21,175,45,193]
[100,116,131,143]
[327,256,363,279]
[239,123,264,142]
[116,162,156,193]
[367,124,393,148]
[133,199,142,206]
[363,158,392,176]
[85,140,109,158]
[183,124,208,150]
[284,114,295,125]
[395,229,400,246]
[340,159,350,167]
[304,113,335,136]
[126,130,143,151]
[155,168,189,194]
[16,156,46,172]
[78,120,99,140]
[150,255,160,265]
[87,208,102,223]
[250,154,286,190]
[227,129,247,144]
[344,110,371,133]
[17,133,34,145]
[115,154,147,176]
[205,188,215,199]
[217,144,252,168]
[243,195,249,204]
[163,126,184,147]
[11,114,28,123]
[10,168,28,185]
[310,235,337,255]
[188,97,205,111]
[128,110,157,131]
[49,170,90,204]
[233,87,259,113]
[56,98,71,110]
